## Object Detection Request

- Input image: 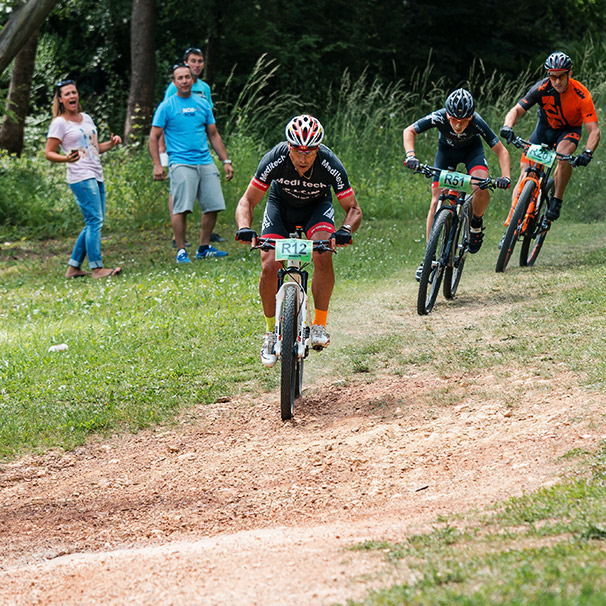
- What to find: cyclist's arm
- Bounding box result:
[337,191,362,233]
[503,104,526,129]
[403,124,418,155]
[491,140,511,180]
[235,182,266,230]
[584,120,600,154]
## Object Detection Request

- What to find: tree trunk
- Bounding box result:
[0,0,59,76]
[124,0,156,144]
[0,29,39,155]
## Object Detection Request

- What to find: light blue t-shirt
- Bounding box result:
[164,79,213,108]
[152,94,215,165]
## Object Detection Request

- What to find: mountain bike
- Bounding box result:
[254,230,334,421]
[495,137,575,272]
[412,164,495,315]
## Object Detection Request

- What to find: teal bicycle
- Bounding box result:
[412,165,495,315]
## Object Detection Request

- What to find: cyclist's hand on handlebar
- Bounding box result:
[500,125,515,144]
[495,176,511,190]
[573,150,593,167]
[331,228,353,246]
[235,227,258,243]
[405,155,420,171]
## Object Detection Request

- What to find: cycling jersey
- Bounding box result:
[251,142,353,209]
[413,109,500,150]
[519,77,597,130]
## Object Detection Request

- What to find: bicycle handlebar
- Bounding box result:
[253,238,335,254]
[410,163,497,190]
[510,136,576,163]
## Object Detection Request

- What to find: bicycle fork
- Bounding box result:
[274,275,310,361]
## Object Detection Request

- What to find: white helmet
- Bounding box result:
[285,114,324,148]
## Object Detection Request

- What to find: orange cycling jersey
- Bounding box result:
[519,77,597,130]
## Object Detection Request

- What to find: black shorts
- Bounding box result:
[529,120,581,149]
[261,193,335,239]
[432,140,488,184]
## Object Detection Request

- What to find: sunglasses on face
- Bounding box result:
[289,145,317,156]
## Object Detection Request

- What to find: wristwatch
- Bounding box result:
[341,224,352,233]
[583,148,593,156]
[222,159,232,164]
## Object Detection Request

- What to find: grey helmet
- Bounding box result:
[544,51,572,71]
[445,88,475,119]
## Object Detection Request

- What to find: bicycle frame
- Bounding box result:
[412,164,495,314]
[434,189,468,265]
[274,255,310,361]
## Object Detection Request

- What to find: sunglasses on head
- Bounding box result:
[56,79,75,89]
[184,47,203,57]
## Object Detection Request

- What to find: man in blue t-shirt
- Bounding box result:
[149,64,233,263]
[159,47,224,246]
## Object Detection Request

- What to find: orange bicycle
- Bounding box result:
[496,136,576,272]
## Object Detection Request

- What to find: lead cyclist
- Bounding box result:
[235,115,362,367]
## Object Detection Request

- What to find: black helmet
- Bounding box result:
[445,88,475,119]
[544,51,572,71]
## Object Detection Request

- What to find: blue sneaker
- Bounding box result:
[176,248,191,264]
[196,245,228,259]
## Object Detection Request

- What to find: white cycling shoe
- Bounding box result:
[260,331,277,368]
[310,324,330,350]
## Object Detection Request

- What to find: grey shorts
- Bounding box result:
[169,163,226,214]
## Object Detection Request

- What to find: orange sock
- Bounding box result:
[313,309,328,326]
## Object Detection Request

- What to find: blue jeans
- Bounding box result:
[68,179,106,269]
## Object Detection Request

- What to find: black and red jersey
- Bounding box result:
[413,108,500,150]
[519,77,597,130]
[251,142,353,209]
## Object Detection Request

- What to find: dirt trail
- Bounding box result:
[1,361,603,605]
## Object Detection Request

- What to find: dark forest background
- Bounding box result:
[1,0,605,152]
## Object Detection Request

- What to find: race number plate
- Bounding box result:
[275,238,313,262]
[526,144,557,167]
[439,170,473,194]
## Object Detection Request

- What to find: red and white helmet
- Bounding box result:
[285,115,324,148]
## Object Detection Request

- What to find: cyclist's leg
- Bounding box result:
[553,130,580,199]
[306,199,335,316]
[259,195,288,318]
[426,186,441,241]
[427,145,454,240]
[465,145,490,253]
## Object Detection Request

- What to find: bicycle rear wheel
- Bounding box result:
[495,180,535,273]
[520,177,554,267]
[444,197,470,299]
[417,209,452,315]
[280,287,298,420]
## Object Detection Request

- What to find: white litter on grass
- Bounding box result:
[48,344,68,353]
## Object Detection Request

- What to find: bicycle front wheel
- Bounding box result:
[280,287,298,420]
[495,180,535,273]
[417,209,452,315]
[444,197,470,299]
[520,177,554,267]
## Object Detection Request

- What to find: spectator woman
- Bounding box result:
[45,79,122,279]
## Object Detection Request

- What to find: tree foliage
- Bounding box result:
[3,0,606,147]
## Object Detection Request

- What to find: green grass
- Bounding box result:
[343,445,606,606]
[4,219,605,460]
